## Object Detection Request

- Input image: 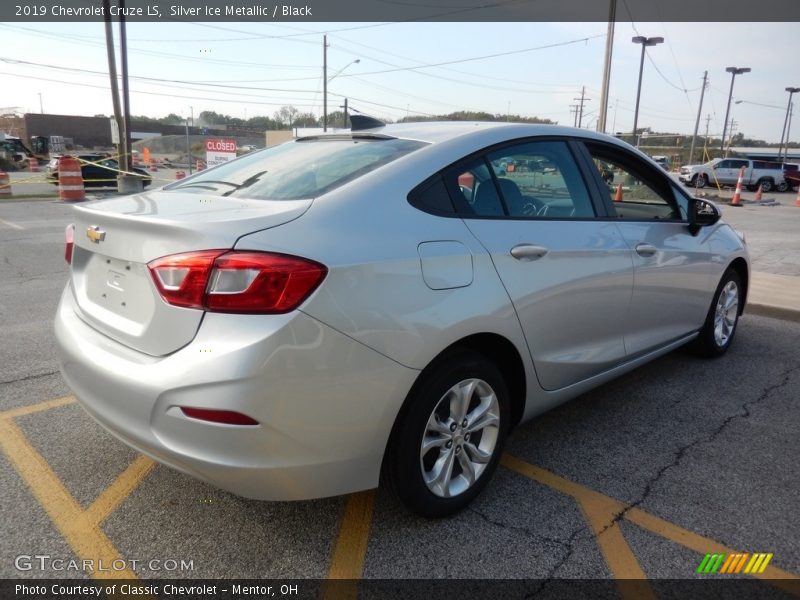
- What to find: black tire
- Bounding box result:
[776,181,789,193]
[383,350,510,518]
[691,268,742,358]
[758,178,773,193]
[693,174,707,189]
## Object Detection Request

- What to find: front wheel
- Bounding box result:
[383,351,510,518]
[691,268,742,357]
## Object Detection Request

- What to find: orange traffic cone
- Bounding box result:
[730,166,745,207]
[795,187,800,207]
[753,184,763,202]
[614,184,623,202]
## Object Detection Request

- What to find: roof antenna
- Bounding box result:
[350,115,386,131]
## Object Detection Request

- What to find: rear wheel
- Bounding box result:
[693,174,707,188]
[758,178,774,193]
[384,350,510,518]
[776,181,789,193]
[691,268,742,357]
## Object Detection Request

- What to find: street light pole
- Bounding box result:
[324,57,360,132]
[631,36,663,148]
[778,87,800,161]
[721,66,750,154]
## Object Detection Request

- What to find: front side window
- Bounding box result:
[586,143,682,221]
[165,136,427,200]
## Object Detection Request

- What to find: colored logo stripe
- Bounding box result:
[697,553,773,574]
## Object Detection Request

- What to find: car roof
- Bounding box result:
[301,120,632,149]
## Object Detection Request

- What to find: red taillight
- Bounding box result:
[64,224,74,264]
[148,250,327,314]
[180,407,259,426]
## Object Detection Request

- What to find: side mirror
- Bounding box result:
[689,198,721,234]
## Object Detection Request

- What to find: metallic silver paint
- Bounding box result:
[54,122,750,501]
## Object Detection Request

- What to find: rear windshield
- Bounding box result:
[164,136,427,200]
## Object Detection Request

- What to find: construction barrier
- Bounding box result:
[58,156,86,202]
[175,171,186,180]
[0,171,11,198]
[730,166,745,207]
[196,160,204,171]
[29,157,39,172]
[149,161,158,172]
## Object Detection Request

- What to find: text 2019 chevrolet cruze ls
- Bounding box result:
[55,119,748,517]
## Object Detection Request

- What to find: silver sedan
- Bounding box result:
[55,120,748,517]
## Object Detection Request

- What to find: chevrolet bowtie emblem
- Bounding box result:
[86,226,106,243]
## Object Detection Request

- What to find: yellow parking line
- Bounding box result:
[327,490,376,579]
[85,455,155,527]
[502,454,799,595]
[625,508,800,592]
[0,395,76,420]
[502,454,654,599]
[0,418,137,580]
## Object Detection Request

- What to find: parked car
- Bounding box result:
[783,162,799,191]
[679,158,787,192]
[55,120,749,517]
[651,155,670,171]
[48,154,152,189]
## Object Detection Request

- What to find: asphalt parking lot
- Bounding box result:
[1,199,798,598]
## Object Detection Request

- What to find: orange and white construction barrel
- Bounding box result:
[58,156,86,202]
[0,170,11,198]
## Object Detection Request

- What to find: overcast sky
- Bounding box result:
[0,21,797,143]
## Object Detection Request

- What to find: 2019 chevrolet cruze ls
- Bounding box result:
[55,119,748,517]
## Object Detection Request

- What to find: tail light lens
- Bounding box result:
[148,250,327,314]
[64,224,75,264]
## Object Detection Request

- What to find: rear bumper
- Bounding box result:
[54,284,418,500]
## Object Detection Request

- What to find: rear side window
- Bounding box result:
[165,137,427,200]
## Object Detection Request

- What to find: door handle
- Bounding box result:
[510,244,549,261]
[635,243,658,257]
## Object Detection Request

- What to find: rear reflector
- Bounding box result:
[180,407,259,426]
[148,250,327,314]
[64,223,74,264]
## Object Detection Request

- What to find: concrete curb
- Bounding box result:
[745,303,800,323]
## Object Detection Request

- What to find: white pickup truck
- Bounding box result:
[679,158,789,192]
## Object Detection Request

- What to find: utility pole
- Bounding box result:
[726,120,737,157]
[573,87,590,128]
[322,34,328,132]
[570,104,580,127]
[343,98,348,128]
[101,0,123,172]
[689,71,708,165]
[597,0,616,133]
[118,0,132,176]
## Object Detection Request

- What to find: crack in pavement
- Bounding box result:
[0,369,60,386]
[597,362,800,537]
[467,507,592,596]
[524,523,587,598]
[468,505,578,549]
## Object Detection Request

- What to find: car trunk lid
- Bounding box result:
[68,191,311,356]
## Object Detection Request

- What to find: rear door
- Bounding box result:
[448,139,633,391]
